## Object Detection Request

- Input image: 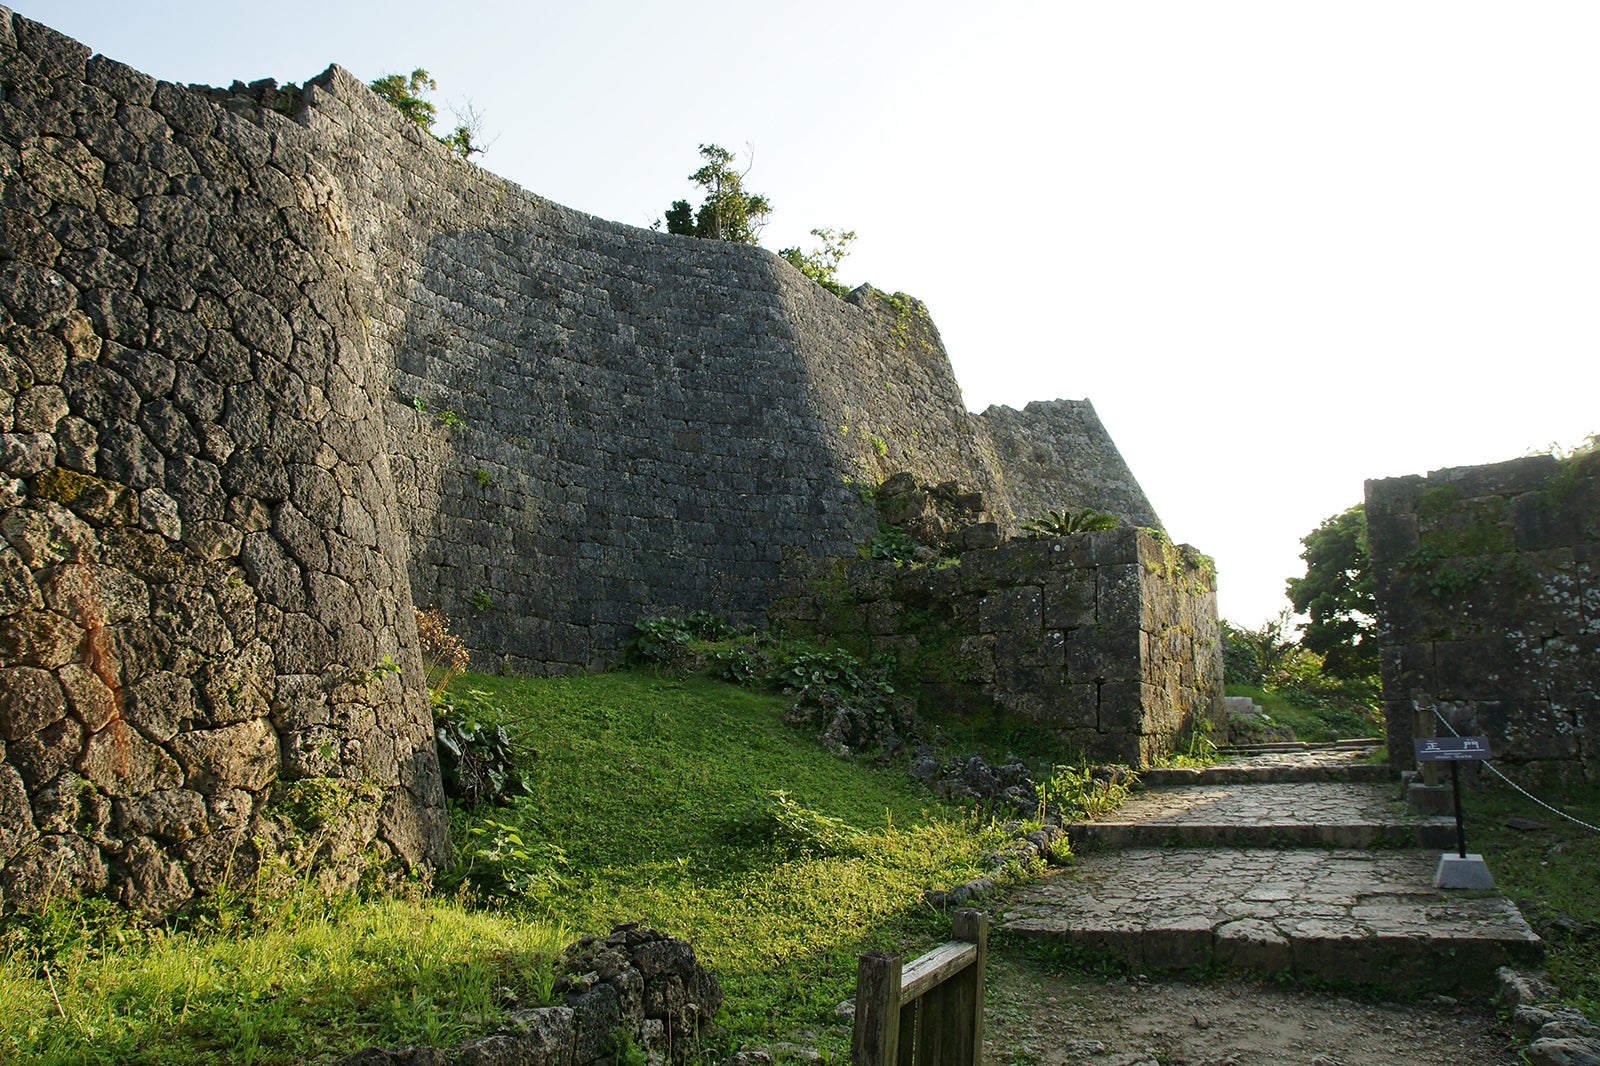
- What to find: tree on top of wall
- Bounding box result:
[659,144,858,296]
[369,68,492,159]
[779,228,858,297]
[1286,504,1377,680]
[665,143,772,243]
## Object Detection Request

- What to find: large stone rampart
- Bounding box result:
[0,10,1185,910]
[279,64,1021,671]
[1366,451,1600,784]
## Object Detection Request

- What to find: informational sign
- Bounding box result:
[1413,736,1492,762]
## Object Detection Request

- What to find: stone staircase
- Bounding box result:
[1002,747,1543,993]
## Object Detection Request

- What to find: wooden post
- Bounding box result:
[952,909,988,1066]
[853,950,902,1066]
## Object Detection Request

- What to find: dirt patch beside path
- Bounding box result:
[983,951,1519,1066]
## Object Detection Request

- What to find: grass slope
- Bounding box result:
[455,670,1001,1044]
[1224,683,1382,743]
[2,670,1004,1064]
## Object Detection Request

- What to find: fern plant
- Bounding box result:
[1021,508,1120,537]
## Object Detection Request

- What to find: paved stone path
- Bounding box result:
[1003,748,1543,992]
[1068,781,1457,848]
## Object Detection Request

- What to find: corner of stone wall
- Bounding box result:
[977,398,1162,531]
[767,488,1222,768]
[1366,452,1600,784]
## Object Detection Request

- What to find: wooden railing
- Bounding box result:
[852,909,988,1066]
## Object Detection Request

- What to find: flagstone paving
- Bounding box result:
[1067,781,1458,849]
[1003,750,1543,993]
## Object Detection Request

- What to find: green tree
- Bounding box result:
[664,200,696,237]
[370,69,437,128]
[369,68,486,159]
[1286,504,1377,679]
[667,144,772,244]
[1222,611,1302,687]
[779,227,857,296]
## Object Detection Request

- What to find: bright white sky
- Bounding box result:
[33,1,1600,627]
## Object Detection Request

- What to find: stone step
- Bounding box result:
[1075,777,1452,851]
[1138,763,1396,787]
[1073,781,1455,850]
[1138,747,1395,788]
[1070,819,1453,849]
[1223,738,1383,753]
[1002,847,1542,993]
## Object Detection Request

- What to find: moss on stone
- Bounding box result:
[273,777,384,834]
[1415,484,1462,517]
[32,467,110,505]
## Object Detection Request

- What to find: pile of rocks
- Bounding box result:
[782,684,926,763]
[338,924,722,1066]
[909,753,1074,907]
[1500,968,1600,1066]
[914,753,1038,815]
[874,472,1001,556]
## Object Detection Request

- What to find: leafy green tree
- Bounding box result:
[369,68,486,159]
[665,144,772,244]
[1222,611,1301,687]
[1286,504,1377,679]
[664,200,696,236]
[780,228,857,296]
[370,69,438,128]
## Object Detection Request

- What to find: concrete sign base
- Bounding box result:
[1435,853,1496,889]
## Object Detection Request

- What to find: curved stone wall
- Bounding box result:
[1,10,1178,910]
[285,64,1014,670]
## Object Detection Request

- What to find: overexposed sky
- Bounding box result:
[31,1,1600,626]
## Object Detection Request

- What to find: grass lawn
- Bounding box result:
[1,669,1008,1065]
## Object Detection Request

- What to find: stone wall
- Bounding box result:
[0,10,1186,910]
[0,10,447,913]
[277,64,1017,672]
[771,524,1223,766]
[980,399,1163,529]
[1366,450,1600,784]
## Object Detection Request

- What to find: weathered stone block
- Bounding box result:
[1042,571,1095,629]
[0,664,66,740]
[1,833,107,910]
[78,720,181,796]
[978,585,1042,633]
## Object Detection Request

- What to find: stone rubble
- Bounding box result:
[336,924,722,1066]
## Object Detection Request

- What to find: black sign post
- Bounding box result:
[1414,736,1494,887]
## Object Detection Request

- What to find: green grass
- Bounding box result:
[1224,684,1381,743]
[453,671,1005,1046]
[0,891,567,1065]
[1461,780,1600,1019]
[1,669,1006,1064]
